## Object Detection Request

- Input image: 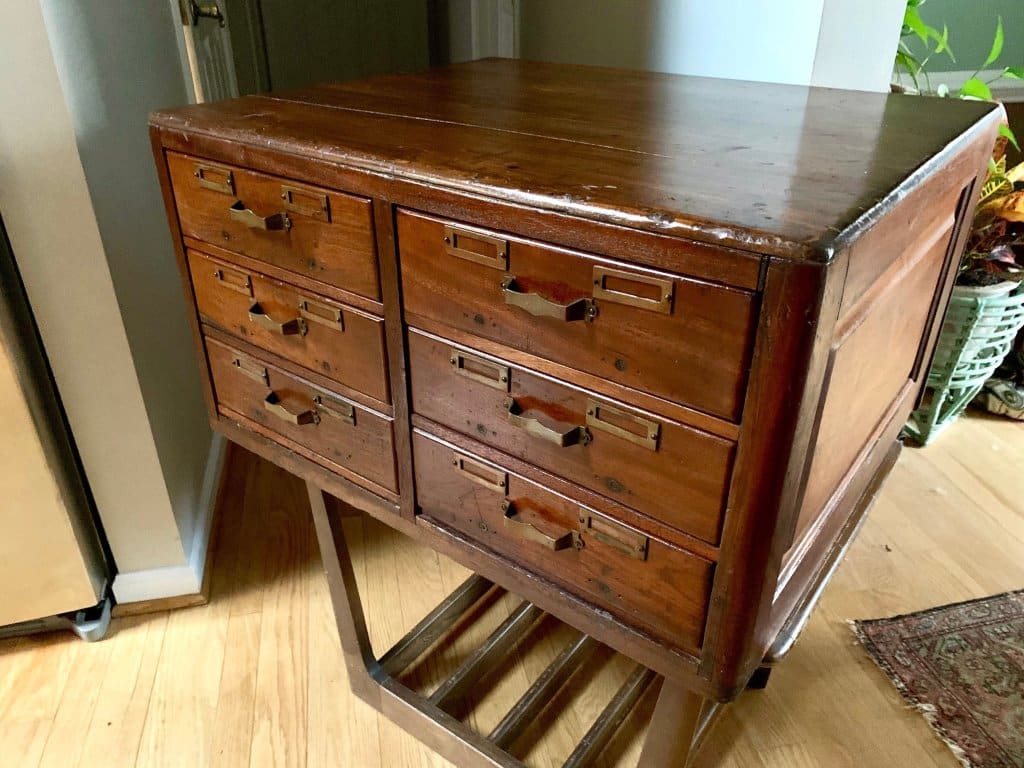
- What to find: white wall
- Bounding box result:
[812,0,907,91]
[0,0,221,602]
[518,0,904,92]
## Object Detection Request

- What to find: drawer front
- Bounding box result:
[398,209,757,422]
[168,152,380,300]
[189,249,390,405]
[413,431,713,653]
[207,338,397,493]
[409,330,734,544]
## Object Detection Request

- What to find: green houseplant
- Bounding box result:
[894,1,1024,443]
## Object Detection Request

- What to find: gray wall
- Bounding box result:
[39,0,212,559]
[0,0,205,585]
[912,0,1024,73]
[229,0,430,93]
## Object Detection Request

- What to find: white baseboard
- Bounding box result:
[112,434,227,604]
[111,563,202,603]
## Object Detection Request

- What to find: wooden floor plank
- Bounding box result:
[75,615,168,768]
[0,415,1018,767]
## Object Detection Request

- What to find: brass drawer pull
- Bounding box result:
[231,354,268,385]
[298,298,344,331]
[578,511,649,561]
[248,303,307,336]
[585,400,661,451]
[281,184,330,221]
[502,500,575,551]
[449,349,510,392]
[212,266,252,296]
[504,398,591,448]
[592,266,674,314]
[444,224,508,269]
[501,277,597,322]
[314,394,355,425]
[452,452,507,493]
[263,392,319,425]
[193,162,234,195]
[229,201,291,231]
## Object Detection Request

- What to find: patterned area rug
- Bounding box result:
[853,590,1024,768]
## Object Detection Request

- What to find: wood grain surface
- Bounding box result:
[167,151,380,300]
[151,59,1000,258]
[398,208,758,422]
[189,249,391,405]
[413,430,715,655]
[407,328,735,545]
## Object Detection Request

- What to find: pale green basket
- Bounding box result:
[906,282,1024,445]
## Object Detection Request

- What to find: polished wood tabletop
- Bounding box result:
[151,58,998,260]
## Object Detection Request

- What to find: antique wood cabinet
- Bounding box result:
[150,60,1000,766]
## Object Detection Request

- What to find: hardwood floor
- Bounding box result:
[1,414,1021,768]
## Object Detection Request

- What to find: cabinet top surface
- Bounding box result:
[151,59,998,260]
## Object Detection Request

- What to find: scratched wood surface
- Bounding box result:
[150,59,999,258]
[0,413,1019,768]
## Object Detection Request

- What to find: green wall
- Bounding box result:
[911,0,1024,72]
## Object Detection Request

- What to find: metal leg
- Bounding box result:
[306,482,381,704]
[636,679,705,768]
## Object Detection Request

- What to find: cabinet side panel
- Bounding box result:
[776,146,988,627]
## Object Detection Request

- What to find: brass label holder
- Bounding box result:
[578,511,649,561]
[314,394,355,425]
[449,349,510,392]
[452,452,507,493]
[443,224,509,270]
[212,265,253,297]
[281,184,331,221]
[592,266,674,314]
[585,399,661,451]
[231,353,268,386]
[299,298,344,331]
[193,162,235,195]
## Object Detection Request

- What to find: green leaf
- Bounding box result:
[935,23,956,62]
[999,123,1020,152]
[960,77,993,101]
[983,16,1004,68]
[904,6,930,44]
[989,157,999,176]
[1005,66,1024,80]
[896,50,922,76]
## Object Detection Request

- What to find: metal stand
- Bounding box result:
[308,482,723,768]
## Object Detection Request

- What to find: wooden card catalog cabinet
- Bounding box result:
[151,61,999,766]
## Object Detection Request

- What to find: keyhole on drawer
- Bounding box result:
[222,230,231,241]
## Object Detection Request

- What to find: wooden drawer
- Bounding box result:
[207,337,397,493]
[408,330,734,544]
[189,249,389,405]
[168,152,380,300]
[413,430,713,654]
[398,209,758,422]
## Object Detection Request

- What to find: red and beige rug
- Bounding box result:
[853,590,1024,768]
